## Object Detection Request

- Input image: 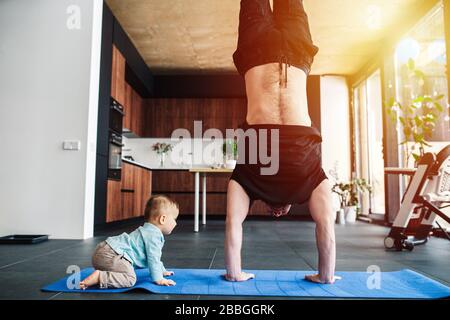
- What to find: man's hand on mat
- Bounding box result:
[304,273,342,284]
[156,278,176,286]
[223,272,255,282]
[163,270,175,276]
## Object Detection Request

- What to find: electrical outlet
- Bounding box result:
[63,140,81,151]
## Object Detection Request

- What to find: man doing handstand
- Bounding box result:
[225,0,340,284]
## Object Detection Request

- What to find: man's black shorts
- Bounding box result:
[229,120,328,208]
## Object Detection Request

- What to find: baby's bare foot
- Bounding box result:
[79,270,100,290]
[223,272,255,282]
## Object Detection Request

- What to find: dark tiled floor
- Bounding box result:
[0,219,449,300]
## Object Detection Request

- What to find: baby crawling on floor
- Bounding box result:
[79,195,179,289]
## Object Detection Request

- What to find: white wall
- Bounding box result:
[320,76,351,204]
[0,0,103,239]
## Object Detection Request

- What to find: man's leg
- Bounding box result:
[306,179,340,284]
[273,0,312,37]
[273,0,306,20]
[236,0,273,49]
[233,0,280,76]
[224,179,255,281]
[272,0,318,74]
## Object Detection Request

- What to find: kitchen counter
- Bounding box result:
[122,157,234,172]
[122,158,191,171]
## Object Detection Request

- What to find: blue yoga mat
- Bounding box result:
[42,268,450,299]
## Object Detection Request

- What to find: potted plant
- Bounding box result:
[332,178,372,223]
[152,142,173,167]
[222,139,238,169]
[385,58,445,166]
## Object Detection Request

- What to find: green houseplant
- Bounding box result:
[222,139,238,169]
[332,178,372,223]
[385,58,446,166]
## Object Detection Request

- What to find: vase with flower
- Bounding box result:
[152,142,173,167]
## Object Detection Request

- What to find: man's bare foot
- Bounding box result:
[304,273,342,284]
[79,270,101,290]
[223,272,255,282]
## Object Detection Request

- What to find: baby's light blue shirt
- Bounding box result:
[105,222,167,281]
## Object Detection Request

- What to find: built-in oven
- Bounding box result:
[108,97,124,180]
[108,131,123,181]
[109,97,124,135]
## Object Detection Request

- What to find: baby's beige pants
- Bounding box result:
[92,241,137,288]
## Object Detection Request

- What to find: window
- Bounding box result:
[393,2,449,169]
[352,69,385,216]
[389,1,450,229]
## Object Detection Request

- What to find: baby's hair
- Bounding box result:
[144,195,179,222]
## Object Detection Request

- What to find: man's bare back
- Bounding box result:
[244,63,312,126]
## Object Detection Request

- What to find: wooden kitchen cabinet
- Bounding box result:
[106,163,152,223]
[123,77,144,136]
[152,171,229,193]
[123,83,144,136]
[134,167,151,217]
[123,83,133,131]
[121,162,134,190]
[106,45,149,223]
[106,180,122,222]
[131,89,144,137]
[111,45,143,136]
[121,192,134,220]
[141,169,152,215]
[121,162,135,219]
[110,45,126,106]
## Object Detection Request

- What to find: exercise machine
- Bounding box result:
[384,144,450,251]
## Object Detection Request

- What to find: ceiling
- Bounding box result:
[106,0,429,75]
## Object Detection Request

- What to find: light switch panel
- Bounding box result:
[63,140,81,151]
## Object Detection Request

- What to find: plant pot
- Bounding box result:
[336,208,346,225]
[344,206,357,223]
[225,159,237,169]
